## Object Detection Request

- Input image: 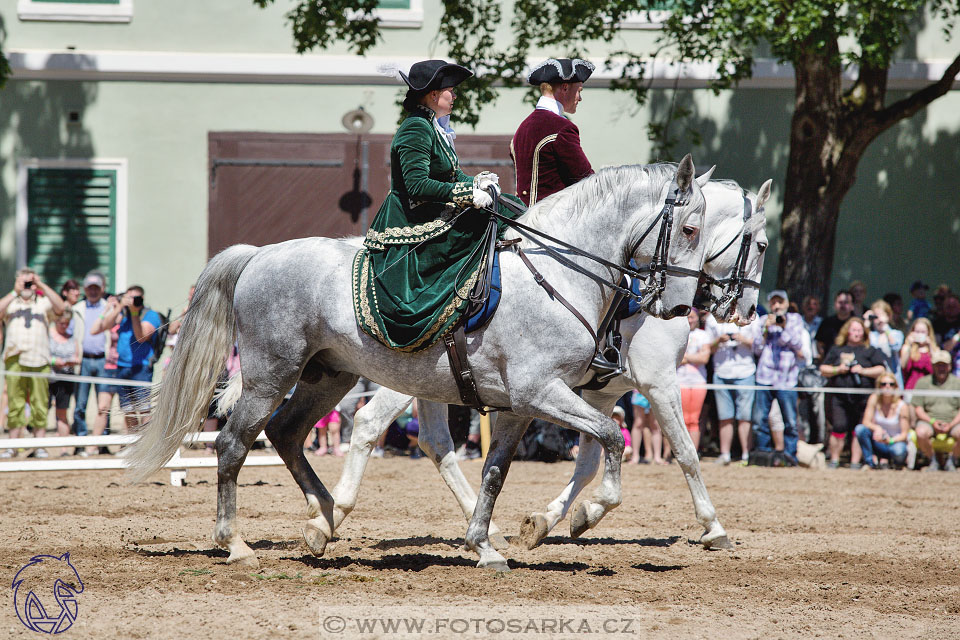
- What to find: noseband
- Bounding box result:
[695,189,763,316]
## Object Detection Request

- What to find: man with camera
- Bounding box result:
[0,268,65,458]
[92,285,161,434]
[750,290,807,465]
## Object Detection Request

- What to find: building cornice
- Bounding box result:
[7,49,960,90]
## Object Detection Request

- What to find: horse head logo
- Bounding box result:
[12,553,84,634]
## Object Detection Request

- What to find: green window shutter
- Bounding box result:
[32,1,122,5]
[27,167,117,290]
[377,0,411,9]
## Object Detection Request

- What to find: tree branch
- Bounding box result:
[874,52,960,132]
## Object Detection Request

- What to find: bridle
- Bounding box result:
[694,189,763,317]
[491,177,702,307]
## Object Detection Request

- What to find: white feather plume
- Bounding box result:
[376,62,405,82]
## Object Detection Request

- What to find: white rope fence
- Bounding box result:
[2,364,959,483]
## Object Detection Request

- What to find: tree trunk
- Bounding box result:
[776,47,860,305]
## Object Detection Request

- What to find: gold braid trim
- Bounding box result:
[529,133,558,205]
[364,206,458,249]
[353,249,386,343]
[451,181,473,209]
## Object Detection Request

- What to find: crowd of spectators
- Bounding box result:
[0,270,166,458]
[2,272,959,474]
[617,279,960,471]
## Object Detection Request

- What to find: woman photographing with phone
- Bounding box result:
[900,317,936,391]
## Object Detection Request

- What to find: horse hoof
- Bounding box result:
[703,534,735,551]
[570,504,590,539]
[516,513,549,550]
[226,551,260,569]
[489,531,510,551]
[477,558,511,572]
[301,522,330,557]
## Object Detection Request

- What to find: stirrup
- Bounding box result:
[590,349,624,382]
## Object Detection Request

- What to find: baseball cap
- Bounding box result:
[909,280,929,292]
[932,350,952,366]
[83,272,104,289]
[766,289,789,303]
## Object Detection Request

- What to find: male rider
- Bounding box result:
[511,58,595,206]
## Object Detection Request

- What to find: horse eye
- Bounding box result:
[757,242,767,254]
[682,225,696,237]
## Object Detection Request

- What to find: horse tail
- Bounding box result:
[126,244,259,483]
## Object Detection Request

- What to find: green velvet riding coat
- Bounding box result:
[352,106,522,351]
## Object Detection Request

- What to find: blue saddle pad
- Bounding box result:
[465,250,502,333]
[615,274,644,320]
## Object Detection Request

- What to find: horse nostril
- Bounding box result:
[748,304,756,319]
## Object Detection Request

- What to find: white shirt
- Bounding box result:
[705,314,759,380]
[535,96,564,116]
[677,328,710,386]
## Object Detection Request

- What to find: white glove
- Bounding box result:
[475,171,501,198]
[473,187,494,209]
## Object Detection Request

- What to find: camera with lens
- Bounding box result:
[23,280,35,289]
[132,295,144,308]
[775,313,786,326]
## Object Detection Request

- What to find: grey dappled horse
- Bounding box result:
[328,178,771,558]
[127,158,710,571]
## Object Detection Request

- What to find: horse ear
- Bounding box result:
[676,154,695,191]
[757,179,773,207]
[695,165,716,188]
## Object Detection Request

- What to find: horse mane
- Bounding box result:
[518,163,704,231]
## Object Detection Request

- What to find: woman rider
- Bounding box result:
[353,60,522,351]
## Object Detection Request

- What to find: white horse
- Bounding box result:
[325,178,771,557]
[127,159,714,571]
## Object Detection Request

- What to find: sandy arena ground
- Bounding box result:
[2,451,959,639]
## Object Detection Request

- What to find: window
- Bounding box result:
[17,159,127,290]
[373,0,422,28]
[619,1,675,29]
[17,0,134,23]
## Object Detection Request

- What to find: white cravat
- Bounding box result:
[435,115,457,151]
[535,96,564,116]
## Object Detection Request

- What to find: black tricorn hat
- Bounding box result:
[399,60,472,93]
[527,58,595,86]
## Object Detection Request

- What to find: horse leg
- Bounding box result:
[328,388,413,541]
[213,392,285,569]
[646,383,732,550]
[416,401,508,551]
[517,433,604,549]
[513,381,624,540]
[262,373,358,557]
[465,412,529,570]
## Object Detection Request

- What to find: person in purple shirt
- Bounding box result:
[751,290,807,464]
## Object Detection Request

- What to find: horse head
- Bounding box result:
[637,154,709,321]
[696,178,773,325]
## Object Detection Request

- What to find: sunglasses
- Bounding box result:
[878,381,896,388]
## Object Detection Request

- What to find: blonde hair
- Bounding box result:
[873,372,901,403]
[908,317,935,361]
[56,308,73,321]
[870,299,892,318]
[835,317,868,346]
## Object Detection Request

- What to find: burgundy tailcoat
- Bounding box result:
[510,109,594,206]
